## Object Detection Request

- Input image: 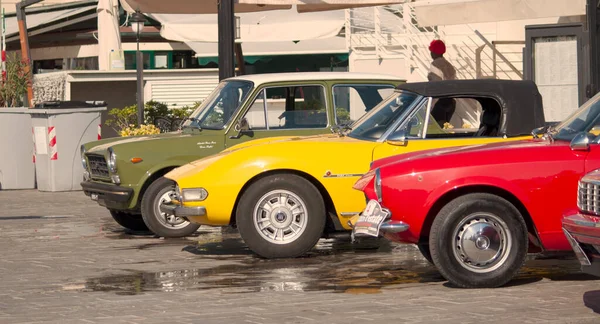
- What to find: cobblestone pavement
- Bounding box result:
[1,190,600,324]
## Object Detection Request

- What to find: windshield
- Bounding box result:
[183,80,253,130]
[552,92,600,141]
[348,90,422,141]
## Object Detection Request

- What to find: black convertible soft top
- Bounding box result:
[396,79,545,137]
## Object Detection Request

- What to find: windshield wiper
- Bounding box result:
[543,125,555,143]
[331,124,352,136]
[180,117,202,130]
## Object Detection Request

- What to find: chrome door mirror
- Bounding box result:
[570,132,591,151]
[386,131,408,146]
[230,118,250,139]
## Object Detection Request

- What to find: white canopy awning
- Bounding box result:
[4,3,98,42]
[413,0,586,27]
[188,36,347,57]
[151,7,345,43]
[119,0,404,14]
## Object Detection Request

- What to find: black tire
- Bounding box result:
[109,209,149,231]
[417,242,433,264]
[236,174,326,258]
[141,177,200,237]
[429,193,528,288]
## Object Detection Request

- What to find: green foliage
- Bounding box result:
[0,53,30,107]
[106,100,200,133]
[336,107,351,124]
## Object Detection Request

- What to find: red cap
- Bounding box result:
[429,40,446,55]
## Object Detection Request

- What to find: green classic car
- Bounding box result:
[81,72,403,237]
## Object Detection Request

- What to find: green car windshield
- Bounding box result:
[183,80,253,130]
[348,90,421,141]
[552,92,600,141]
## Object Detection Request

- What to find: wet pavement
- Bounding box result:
[1,190,600,323]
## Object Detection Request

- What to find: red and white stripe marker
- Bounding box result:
[48,126,57,161]
[98,124,102,140]
[1,50,6,81]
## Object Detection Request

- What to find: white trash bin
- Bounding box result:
[31,101,107,192]
[0,108,35,190]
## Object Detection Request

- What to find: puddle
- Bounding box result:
[82,237,441,295]
[79,234,598,295]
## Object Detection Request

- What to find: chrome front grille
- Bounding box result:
[86,154,109,178]
[578,180,600,215]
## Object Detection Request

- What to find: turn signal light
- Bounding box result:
[353,169,375,191]
[130,157,143,164]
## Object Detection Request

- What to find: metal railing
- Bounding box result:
[345,4,524,81]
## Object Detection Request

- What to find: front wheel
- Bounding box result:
[429,193,528,288]
[141,177,200,237]
[109,209,149,232]
[236,174,326,258]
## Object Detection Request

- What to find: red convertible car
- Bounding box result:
[351,91,600,288]
[562,170,600,277]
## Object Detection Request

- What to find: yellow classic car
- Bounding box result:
[161,79,546,258]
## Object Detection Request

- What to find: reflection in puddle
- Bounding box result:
[81,234,597,295]
[83,237,442,295]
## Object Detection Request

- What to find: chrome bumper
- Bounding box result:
[160,202,206,218]
[347,219,409,234]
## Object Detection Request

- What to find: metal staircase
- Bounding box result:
[346,3,524,81]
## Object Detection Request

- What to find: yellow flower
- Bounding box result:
[119,124,161,137]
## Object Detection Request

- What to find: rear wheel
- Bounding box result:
[141,177,200,237]
[109,209,149,232]
[429,193,528,288]
[236,174,326,258]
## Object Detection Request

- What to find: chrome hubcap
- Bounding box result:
[253,190,307,244]
[157,189,189,229]
[452,213,511,273]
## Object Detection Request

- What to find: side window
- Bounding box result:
[244,85,328,130]
[394,97,499,139]
[245,90,268,130]
[333,85,396,124]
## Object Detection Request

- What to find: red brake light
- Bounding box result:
[353,169,375,191]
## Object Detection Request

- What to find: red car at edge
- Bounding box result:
[562,169,600,277]
[351,92,600,288]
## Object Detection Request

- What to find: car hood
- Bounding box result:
[373,138,566,172]
[167,134,378,182]
[86,131,191,153]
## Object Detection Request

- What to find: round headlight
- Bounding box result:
[80,145,87,169]
[107,147,117,173]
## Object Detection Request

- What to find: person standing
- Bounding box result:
[427,39,457,81]
[427,39,458,127]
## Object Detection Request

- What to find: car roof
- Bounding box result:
[396,79,538,97]
[397,79,546,137]
[227,72,404,84]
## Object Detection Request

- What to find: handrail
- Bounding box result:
[473,30,523,79]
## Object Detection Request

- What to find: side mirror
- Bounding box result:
[570,132,591,151]
[230,118,250,139]
[235,117,250,132]
[386,131,408,146]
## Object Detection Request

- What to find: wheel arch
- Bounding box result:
[136,165,180,209]
[419,185,542,251]
[230,169,340,232]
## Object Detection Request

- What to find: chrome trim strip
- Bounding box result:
[340,212,361,216]
[421,97,433,139]
[562,228,592,266]
[380,220,410,233]
[160,203,206,218]
[323,172,364,178]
